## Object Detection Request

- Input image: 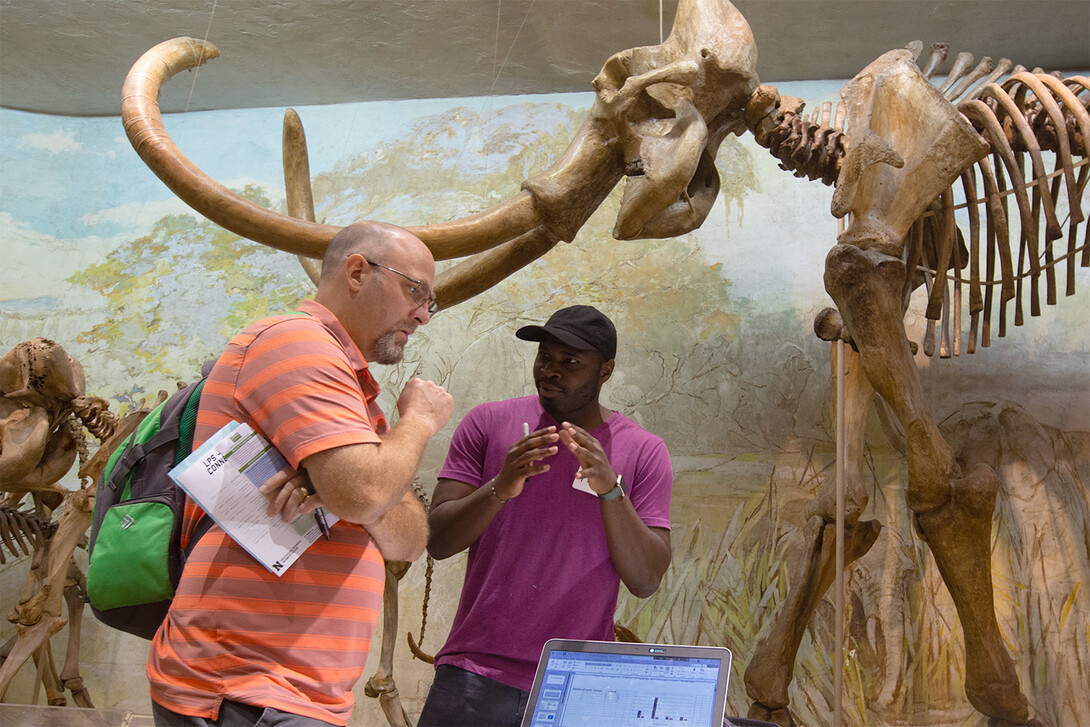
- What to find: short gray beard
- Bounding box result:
[371,330,406,364]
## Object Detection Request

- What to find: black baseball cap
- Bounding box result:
[516,305,617,361]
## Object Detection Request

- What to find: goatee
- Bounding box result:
[372,330,406,364]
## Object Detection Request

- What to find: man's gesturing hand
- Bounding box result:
[397,377,454,436]
[492,426,559,501]
[559,422,616,495]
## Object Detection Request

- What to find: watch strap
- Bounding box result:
[598,474,627,502]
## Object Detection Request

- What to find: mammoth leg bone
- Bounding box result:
[745,526,882,726]
[824,244,1031,724]
[825,47,1038,723]
[744,342,881,726]
[364,560,413,727]
[59,560,93,708]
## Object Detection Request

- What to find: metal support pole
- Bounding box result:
[834,337,846,727]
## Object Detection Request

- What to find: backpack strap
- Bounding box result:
[103,378,209,495]
[185,514,215,557]
[179,379,213,556]
[175,377,207,466]
[104,424,182,495]
[177,320,295,558]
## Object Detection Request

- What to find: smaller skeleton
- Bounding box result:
[0,339,142,708]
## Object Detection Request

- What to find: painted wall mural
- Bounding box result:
[1,83,1087,726]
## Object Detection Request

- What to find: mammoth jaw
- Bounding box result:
[616,149,722,240]
[592,0,759,240]
[612,94,714,240]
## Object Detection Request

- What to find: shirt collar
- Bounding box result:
[297,299,378,388]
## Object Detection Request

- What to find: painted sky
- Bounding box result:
[1,91,588,304]
[1,92,591,241]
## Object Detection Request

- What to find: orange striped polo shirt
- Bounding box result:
[147,300,388,726]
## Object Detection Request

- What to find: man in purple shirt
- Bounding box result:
[419,305,673,727]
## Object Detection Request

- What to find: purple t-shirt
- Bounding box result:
[435,395,673,690]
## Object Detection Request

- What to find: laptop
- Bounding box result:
[520,639,733,727]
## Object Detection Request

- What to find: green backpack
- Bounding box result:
[85,377,213,639]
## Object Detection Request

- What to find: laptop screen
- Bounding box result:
[520,639,732,727]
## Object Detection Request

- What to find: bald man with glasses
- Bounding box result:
[148,221,453,727]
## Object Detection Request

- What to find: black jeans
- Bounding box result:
[417,664,530,727]
[151,699,334,727]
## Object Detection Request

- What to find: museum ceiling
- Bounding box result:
[1,0,1088,117]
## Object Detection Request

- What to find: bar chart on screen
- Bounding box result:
[561,673,713,725]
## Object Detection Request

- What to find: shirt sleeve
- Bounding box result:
[235,319,383,468]
[437,404,491,487]
[628,437,673,530]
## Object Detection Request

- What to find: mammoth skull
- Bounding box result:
[121,0,758,307]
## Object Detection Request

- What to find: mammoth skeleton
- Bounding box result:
[118,0,1087,724]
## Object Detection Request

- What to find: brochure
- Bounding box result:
[169,421,338,576]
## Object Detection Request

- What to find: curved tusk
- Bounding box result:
[122,37,544,262]
[282,108,323,285]
[410,193,541,261]
[434,226,560,309]
[122,38,339,258]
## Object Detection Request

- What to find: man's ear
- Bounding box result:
[344,253,369,293]
[599,359,615,385]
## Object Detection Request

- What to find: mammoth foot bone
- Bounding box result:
[914,464,1034,724]
[743,517,881,715]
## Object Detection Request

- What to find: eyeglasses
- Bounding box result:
[366,260,439,316]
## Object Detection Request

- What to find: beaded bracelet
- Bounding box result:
[490,482,513,504]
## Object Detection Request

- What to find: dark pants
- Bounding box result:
[417,664,530,727]
[152,699,334,727]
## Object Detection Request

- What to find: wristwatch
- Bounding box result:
[598,474,627,502]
